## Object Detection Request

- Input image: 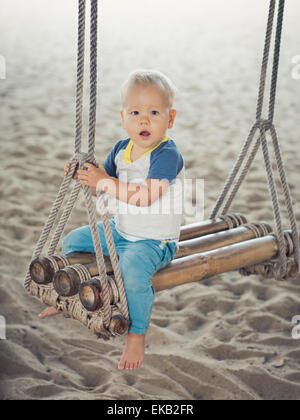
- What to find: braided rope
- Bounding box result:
[74,0,86,154]
[87,0,98,160]
[230,214,243,228]
[259,125,287,278]
[107,276,120,305]
[82,184,112,328]
[243,223,261,239]
[269,125,300,271]
[256,0,276,121]
[268,0,285,123]
[70,263,92,284]
[222,134,262,215]
[29,280,114,341]
[211,0,299,280]
[46,254,69,272]
[24,168,76,291]
[239,233,298,279]
[81,0,125,327]
[97,192,129,320]
[24,1,129,338]
[48,181,81,256]
[218,213,246,230]
[235,214,248,225]
[258,222,273,236]
[211,123,258,219]
[24,0,87,292]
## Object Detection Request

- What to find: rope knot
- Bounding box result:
[72,152,97,173]
[255,119,272,131]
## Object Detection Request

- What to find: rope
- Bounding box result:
[46,254,70,272]
[87,0,98,160]
[268,0,285,123]
[74,0,86,154]
[218,213,247,230]
[97,192,129,320]
[239,232,298,279]
[259,124,287,278]
[24,0,87,291]
[107,276,120,305]
[243,223,261,239]
[211,0,299,280]
[48,181,81,256]
[256,0,276,121]
[221,134,261,215]
[24,166,76,291]
[25,0,129,337]
[211,123,259,220]
[269,124,300,274]
[82,184,112,327]
[69,263,92,284]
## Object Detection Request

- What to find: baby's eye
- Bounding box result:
[151,110,159,115]
[131,111,139,116]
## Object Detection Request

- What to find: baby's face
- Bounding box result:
[120,84,176,150]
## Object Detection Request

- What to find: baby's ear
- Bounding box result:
[168,109,177,128]
[120,110,125,125]
[120,110,127,131]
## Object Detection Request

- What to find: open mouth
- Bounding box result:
[139,131,151,138]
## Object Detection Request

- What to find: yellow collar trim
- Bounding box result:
[124,135,169,165]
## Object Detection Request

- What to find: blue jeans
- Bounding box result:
[62,217,177,335]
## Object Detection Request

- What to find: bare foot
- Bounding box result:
[38,306,60,319]
[118,333,146,370]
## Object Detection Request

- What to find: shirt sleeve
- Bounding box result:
[103,149,117,178]
[103,139,129,178]
[147,147,184,183]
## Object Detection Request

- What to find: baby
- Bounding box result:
[38,69,185,370]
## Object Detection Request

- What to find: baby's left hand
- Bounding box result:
[78,162,108,188]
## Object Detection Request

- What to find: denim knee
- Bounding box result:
[62,226,94,254]
[62,230,79,254]
[120,256,152,294]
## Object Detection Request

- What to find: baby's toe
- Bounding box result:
[118,359,126,370]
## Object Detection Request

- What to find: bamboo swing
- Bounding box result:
[25,0,300,341]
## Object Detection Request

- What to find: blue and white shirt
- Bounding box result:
[103,135,185,243]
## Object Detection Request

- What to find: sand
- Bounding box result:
[1,0,300,400]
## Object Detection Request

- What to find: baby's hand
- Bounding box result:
[64,161,79,179]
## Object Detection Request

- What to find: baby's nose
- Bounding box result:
[140,114,150,124]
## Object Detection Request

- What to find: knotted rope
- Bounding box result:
[239,231,298,279]
[46,254,70,273]
[24,0,129,336]
[211,0,300,280]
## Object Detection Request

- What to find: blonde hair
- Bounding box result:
[121,69,177,108]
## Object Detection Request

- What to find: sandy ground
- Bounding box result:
[0,0,300,400]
